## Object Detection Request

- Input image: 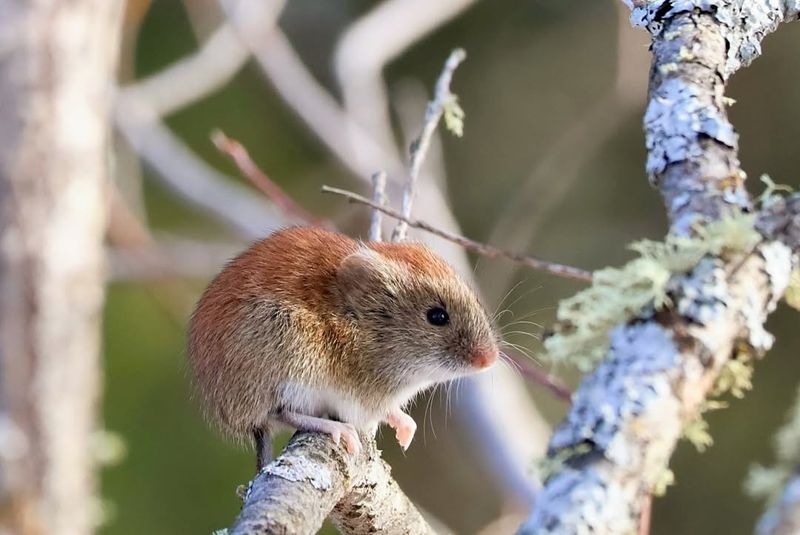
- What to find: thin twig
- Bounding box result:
[115,95,282,239]
[369,171,388,241]
[392,48,466,241]
[323,185,593,282]
[639,494,652,535]
[211,130,328,227]
[504,351,572,403]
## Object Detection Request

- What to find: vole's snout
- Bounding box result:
[469,347,498,370]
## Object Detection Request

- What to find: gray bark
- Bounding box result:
[231,433,436,535]
[519,2,799,533]
[0,1,124,534]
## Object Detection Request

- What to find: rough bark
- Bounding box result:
[518,2,798,533]
[231,433,436,535]
[0,1,124,534]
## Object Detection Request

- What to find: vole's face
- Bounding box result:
[337,247,499,383]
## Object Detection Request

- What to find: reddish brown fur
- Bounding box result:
[188,226,497,442]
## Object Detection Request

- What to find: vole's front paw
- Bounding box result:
[386,410,416,451]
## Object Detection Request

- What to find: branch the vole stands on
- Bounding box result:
[231,433,435,535]
[518,2,799,533]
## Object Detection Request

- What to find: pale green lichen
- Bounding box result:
[678,46,695,61]
[682,417,714,453]
[659,62,679,74]
[545,213,760,371]
[651,468,676,497]
[784,269,800,311]
[711,351,754,399]
[442,95,465,137]
[746,385,800,503]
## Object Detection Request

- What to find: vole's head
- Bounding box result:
[336,242,498,384]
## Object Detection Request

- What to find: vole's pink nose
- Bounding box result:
[470,348,497,369]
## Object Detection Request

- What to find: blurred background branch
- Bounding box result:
[0,1,125,534]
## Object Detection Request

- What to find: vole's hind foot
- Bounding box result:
[386,409,417,451]
[279,411,361,454]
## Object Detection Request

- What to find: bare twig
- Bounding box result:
[211,129,328,227]
[324,186,593,282]
[393,48,466,241]
[639,494,652,535]
[482,3,649,302]
[369,171,388,241]
[115,95,285,239]
[503,351,572,403]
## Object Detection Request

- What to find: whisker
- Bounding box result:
[500,341,541,364]
[492,278,528,319]
[502,330,541,342]
[498,284,544,316]
[500,319,544,331]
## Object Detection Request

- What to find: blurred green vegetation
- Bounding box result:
[102,1,800,534]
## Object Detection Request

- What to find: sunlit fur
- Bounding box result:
[188,227,499,441]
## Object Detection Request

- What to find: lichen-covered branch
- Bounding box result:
[518,2,798,533]
[231,433,435,535]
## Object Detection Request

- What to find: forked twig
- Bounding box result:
[393,48,466,241]
[323,185,593,282]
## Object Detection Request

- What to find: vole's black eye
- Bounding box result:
[426,307,449,326]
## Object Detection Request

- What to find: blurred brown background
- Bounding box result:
[104,1,800,533]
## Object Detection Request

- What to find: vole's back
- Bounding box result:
[188,227,359,436]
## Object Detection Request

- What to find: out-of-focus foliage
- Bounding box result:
[103,1,800,534]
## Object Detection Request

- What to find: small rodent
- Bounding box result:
[188,227,498,469]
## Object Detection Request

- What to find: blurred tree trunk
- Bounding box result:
[0,1,124,534]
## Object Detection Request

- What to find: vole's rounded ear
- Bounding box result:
[337,249,394,303]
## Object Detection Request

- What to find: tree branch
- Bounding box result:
[518,2,798,533]
[231,433,435,535]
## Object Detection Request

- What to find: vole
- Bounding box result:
[188,227,499,469]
